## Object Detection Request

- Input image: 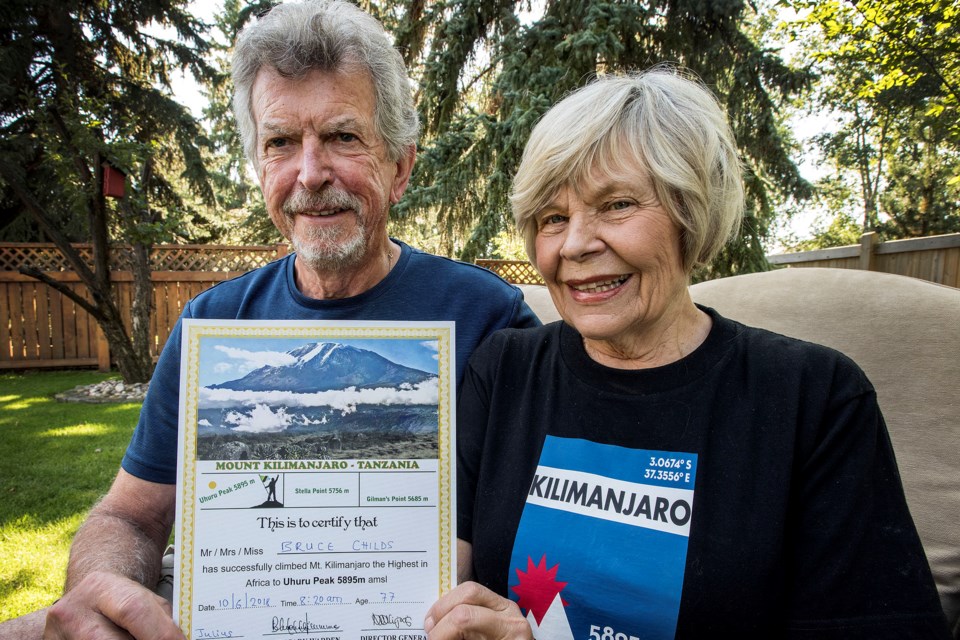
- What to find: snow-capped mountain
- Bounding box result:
[209,342,435,393]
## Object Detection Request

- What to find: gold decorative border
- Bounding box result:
[175,321,455,635]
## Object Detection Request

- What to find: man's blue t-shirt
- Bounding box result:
[122,241,539,484]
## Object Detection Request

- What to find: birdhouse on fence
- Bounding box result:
[102,163,126,198]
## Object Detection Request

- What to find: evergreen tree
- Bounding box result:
[200,0,279,245]
[0,0,217,382]
[384,0,812,276]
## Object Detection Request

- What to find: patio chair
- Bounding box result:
[519,266,959,636]
[691,267,960,636]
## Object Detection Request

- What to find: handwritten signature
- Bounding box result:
[271,613,342,634]
[371,613,414,629]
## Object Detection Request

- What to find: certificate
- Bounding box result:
[174,320,456,640]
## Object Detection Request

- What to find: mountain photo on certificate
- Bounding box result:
[193,337,441,461]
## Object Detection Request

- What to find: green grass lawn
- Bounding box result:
[0,370,142,622]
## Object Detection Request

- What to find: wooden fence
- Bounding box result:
[1,243,288,370]
[766,232,960,288]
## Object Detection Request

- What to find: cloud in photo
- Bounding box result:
[199,377,439,413]
[224,403,293,433]
[420,340,439,361]
[214,345,297,374]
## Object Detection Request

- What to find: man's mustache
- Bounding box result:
[282,188,362,216]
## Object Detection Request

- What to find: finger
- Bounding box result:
[44,573,183,640]
[425,581,513,628]
[425,582,530,640]
[44,599,135,640]
[95,580,184,640]
[426,601,531,640]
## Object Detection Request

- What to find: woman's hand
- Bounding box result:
[424,581,533,640]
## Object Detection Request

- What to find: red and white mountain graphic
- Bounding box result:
[512,555,575,640]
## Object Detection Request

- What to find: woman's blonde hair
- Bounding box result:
[511,67,744,272]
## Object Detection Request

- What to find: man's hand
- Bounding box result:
[44,572,184,640]
[423,581,533,640]
[45,471,179,639]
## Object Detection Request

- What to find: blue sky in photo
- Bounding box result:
[197,335,440,387]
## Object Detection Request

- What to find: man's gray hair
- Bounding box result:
[232,0,419,166]
[511,67,744,273]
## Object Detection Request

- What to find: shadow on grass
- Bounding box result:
[0,568,27,600]
[0,567,48,602]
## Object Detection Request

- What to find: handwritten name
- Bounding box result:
[195,628,234,638]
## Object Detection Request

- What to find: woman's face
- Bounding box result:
[534,163,692,354]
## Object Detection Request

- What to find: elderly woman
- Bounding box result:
[424,69,950,639]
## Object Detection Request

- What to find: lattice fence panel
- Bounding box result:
[0,243,287,273]
[150,246,285,272]
[0,244,98,272]
[475,260,543,284]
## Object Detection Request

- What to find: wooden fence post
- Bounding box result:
[859,232,879,271]
[96,325,111,372]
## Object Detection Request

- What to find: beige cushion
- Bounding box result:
[518,269,960,633]
[518,284,562,324]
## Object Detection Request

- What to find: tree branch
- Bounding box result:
[847,0,960,103]
[460,60,498,98]
[0,163,101,290]
[17,266,101,318]
[47,106,93,186]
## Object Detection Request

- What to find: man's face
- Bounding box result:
[251,66,412,273]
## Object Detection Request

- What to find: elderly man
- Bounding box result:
[10,2,537,638]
